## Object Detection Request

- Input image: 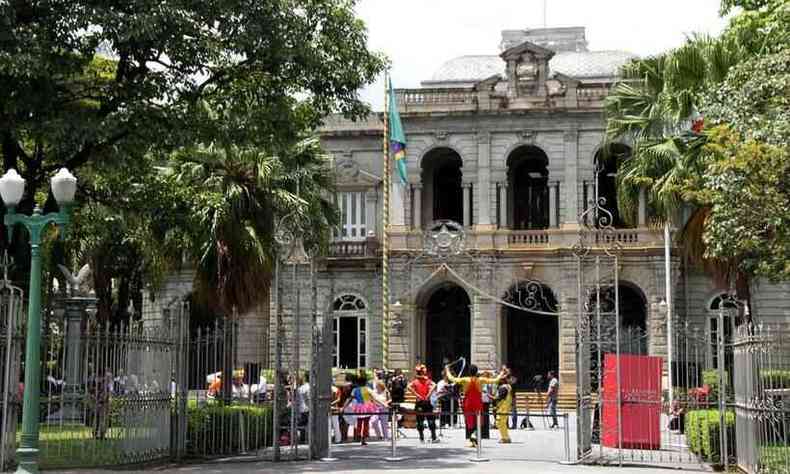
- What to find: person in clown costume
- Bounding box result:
[445,363,506,447]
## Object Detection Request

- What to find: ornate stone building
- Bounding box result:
[147,26,790,391]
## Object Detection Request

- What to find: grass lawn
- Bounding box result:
[15,424,167,469]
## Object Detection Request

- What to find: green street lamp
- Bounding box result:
[0,168,77,474]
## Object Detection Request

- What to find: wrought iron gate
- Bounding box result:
[573,200,622,462]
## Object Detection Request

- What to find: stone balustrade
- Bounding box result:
[328,240,372,258]
[507,230,551,247]
[393,84,611,114]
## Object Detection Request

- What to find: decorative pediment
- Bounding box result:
[500,40,554,98]
[500,41,555,61]
[335,154,381,186]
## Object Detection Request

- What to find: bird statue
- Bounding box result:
[57,264,93,297]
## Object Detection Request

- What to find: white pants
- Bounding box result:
[370,413,390,440]
[331,415,342,443]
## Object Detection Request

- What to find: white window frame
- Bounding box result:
[331,295,369,369]
[334,190,367,241]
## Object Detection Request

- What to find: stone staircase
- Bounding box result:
[513,389,577,412]
[404,388,578,412]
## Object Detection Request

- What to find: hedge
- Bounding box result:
[186,403,272,457]
[760,370,790,389]
[686,409,735,465]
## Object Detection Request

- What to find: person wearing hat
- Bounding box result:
[407,364,438,443]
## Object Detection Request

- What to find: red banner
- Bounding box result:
[601,353,662,450]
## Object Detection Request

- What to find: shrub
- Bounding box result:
[686,409,735,466]
[186,403,272,457]
[702,369,730,402]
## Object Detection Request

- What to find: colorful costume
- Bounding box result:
[495,382,513,443]
[351,385,378,443]
[447,373,500,442]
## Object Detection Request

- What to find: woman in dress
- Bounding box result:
[343,371,380,445]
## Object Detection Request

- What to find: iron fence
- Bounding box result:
[734,324,790,474]
[178,317,275,460]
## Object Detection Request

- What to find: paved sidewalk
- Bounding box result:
[53,421,711,474]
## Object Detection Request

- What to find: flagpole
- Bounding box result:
[382,71,391,371]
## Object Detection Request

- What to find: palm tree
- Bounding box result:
[173,136,337,316]
[604,34,748,294]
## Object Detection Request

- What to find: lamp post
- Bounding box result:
[0,168,77,474]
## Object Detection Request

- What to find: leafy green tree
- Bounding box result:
[697,126,790,281]
[0,0,383,226]
[604,36,742,254]
[703,49,790,145]
[0,0,383,308]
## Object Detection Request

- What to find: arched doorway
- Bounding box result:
[588,283,648,355]
[586,283,648,391]
[508,145,549,230]
[594,143,631,228]
[502,282,558,389]
[422,148,463,224]
[424,283,471,381]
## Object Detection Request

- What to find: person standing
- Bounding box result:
[546,371,559,429]
[370,380,390,440]
[330,385,342,443]
[495,375,515,443]
[408,364,438,443]
[480,376,492,439]
[435,372,452,428]
[446,364,505,447]
[297,375,311,429]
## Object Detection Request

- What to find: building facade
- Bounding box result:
[146,26,790,391]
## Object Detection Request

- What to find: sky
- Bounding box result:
[354,0,729,110]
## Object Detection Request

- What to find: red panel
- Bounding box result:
[601,353,662,450]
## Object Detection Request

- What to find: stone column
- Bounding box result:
[462,182,472,227]
[471,296,497,372]
[562,129,580,227]
[498,182,508,228]
[412,182,422,229]
[558,296,578,391]
[638,187,647,227]
[366,188,377,236]
[476,132,493,227]
[61,296,96,422]
[549,183,558,228]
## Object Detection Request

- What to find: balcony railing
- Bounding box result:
[328,239,377,258]
[594,229,643,246]
[396,88,478,114]
[508,230,551,247]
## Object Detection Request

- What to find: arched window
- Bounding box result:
[707,294,738,369]
[507,145,550,230]
[332,295,368,369]
[422,148,463,224]
[593,144,631,228]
